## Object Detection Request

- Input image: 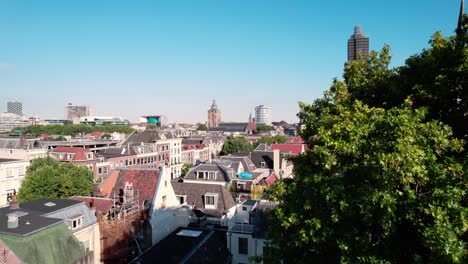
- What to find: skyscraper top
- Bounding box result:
[347,25,369,62]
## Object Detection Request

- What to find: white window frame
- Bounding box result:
[204,193,218,209]
[207,171,216,180]
[260,162,266,168]
[237,182,246,190]
[69,215,84,230]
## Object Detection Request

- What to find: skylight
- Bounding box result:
[176,229,202,237]
[44,202,56,207]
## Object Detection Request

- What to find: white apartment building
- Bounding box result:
[254,105,272,125]
[0,159,29,207]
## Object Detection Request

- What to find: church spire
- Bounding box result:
[457,0,465,35]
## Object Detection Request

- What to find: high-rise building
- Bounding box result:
[7,101,22,116]
[347,25,369,62]
[255,105,272,125]
[65,103,93,124]
[207,100,221,128]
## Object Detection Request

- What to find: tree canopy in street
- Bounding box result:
[18,157,94,202]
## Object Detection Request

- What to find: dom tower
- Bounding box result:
[207,100,221,128]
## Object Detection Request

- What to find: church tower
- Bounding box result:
[207,100,221,128]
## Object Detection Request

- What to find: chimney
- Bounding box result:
[9,191,19,210]
[7,215,19,229]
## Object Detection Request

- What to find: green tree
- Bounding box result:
[266,82,467,263]
[181,163,194,177]
[254,135,288,148]
[101,133,112,139]
[220,136,253,155]
[146,124,157,130]
[344,19,468,139]
[18,157,94,202]
[54,135,67,141]
[255,124,273,134]
[21,124,135,137]
[197,124,208,131]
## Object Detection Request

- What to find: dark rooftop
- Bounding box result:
[0,207,63,237]
[20,198,83,214]
[129,227,230,264]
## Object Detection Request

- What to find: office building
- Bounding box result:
[7,101,22,116]
[347,25,369,62]
[254,105,272,125]
[65,103,92,124]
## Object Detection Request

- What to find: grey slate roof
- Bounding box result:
[19,198,97,233]
[255,143,271,151]
[208,122,249,133]
[184,163,234,183]
[122,130,162,145]
[220,156,257,173]
[0,207,63,237]
[172,182,236,218]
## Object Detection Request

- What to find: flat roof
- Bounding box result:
[20,198,83,214]
[0,208,63,237]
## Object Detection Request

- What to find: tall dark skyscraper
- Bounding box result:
[7,101,23,116]
[347,25,369,62]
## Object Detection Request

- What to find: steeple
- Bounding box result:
[210,100,218,109]
[457,0,466,35]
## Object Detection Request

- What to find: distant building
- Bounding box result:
[255,105,272,125]
[347,25,369,62]
[208,114,256,135]
[7,101,22,116]
[139,115,168,127]
[0,113,30,133]
[64,103,92,124]
[80,116,130,126]
[207,100,221,128]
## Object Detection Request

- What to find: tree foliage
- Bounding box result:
[18,157,94,202]
[197,124,208,131]
[181,163,194,177]
[254,135,288,148]
[19,124,134,137]
[255,124,273,134]
[344,20,468,139]
[267,82,467,263]
[220,136,253,155]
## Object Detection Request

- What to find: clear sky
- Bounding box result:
[0,0,462,124]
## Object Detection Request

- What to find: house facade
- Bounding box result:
[0,159,29,207]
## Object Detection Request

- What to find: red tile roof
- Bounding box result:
[70,196,114,213]
[99,170,120,197]
[270,144,305,156]
[101,169,160,207]
[50,146,96,161]
[182,144,206,150]
[90,131,105,139]
[257,173,278,187]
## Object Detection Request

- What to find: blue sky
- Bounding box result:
[0,0,462,123]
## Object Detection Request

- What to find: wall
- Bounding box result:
[149,167,189,244]
[228,232,265,264]
[73,223,101,264]
[0,148,47,161]
[0,160,29,206]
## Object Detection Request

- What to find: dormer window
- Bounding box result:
[67,153,73,160]
[261,162,266,168]
[204,193,218,209]
[68,215,84,230]
[87,153,93,160]
[207,172,216,180]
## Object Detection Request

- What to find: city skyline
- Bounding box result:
[0,1,461,123]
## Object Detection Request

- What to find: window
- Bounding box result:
[197,171,204,179]
[87,153,93,159]
[205,195,215,205]
[176,195,186,205]
[5,168,12,178]
[261,162,266,168]
[208,172,216,180]
[238,237,248,255]
[98,168,102,175]
[67,154,73,160]
[70,216,84,230]
[237,182,246,190]
[6,189,15,202]
[242,206,247,211]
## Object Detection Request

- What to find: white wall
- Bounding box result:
[228,232,265,264]
[150,166,189,244]
[73,223,101,264]
[0,160,29,206]
[0,149,46,161]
